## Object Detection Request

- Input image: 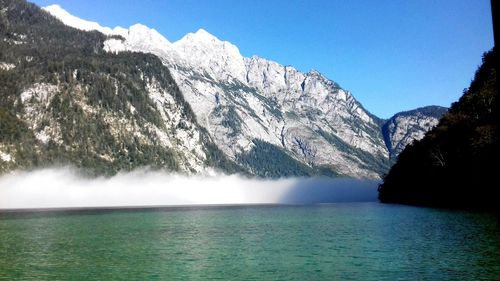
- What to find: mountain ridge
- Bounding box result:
[0,1,446,179]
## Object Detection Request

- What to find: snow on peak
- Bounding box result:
[127,23,171,48]
[175,28,220,44]
[43,4,335,90]
[194,28,218,41]
[44,5,173,56]
[195,28,211,35]
[43,5,126,36]
[246,55,267,63]
[173,29,247,82]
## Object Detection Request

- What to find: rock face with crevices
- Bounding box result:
[45,5,391,178]
[382,106,448,159]
[0,0,444,179]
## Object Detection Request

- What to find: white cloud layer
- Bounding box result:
[0,168,378,210]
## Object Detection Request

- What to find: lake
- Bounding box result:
[1,203,499,280]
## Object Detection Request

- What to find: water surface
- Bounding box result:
[1,203,499,280]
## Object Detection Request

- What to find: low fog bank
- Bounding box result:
[282,178,379,204]
[0,168,379,210]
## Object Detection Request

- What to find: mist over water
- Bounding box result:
[0,168,378,210]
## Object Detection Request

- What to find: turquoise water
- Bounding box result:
[0,203,499,280]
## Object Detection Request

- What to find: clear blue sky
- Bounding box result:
[32,0,493,118]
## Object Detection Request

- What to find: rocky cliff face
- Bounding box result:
[0,1,444,179]
[43,5,396,178]
[382,106,448,159]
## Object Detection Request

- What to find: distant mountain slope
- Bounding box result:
[102,25,390,178]
[41,4,436,179]
[0,0,444,178]
[378,50,498,209]
[0,0,239,175]
[382,106,448,159]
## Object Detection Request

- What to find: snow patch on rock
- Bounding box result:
[20,83,63,145]
[43,5,127,36]
[0,62,15,70]
[0,151,13,163]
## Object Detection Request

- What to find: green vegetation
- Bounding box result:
[198,128,247,174]
[378,49,498,209]
[212,105,243,138]
[0,0,239,175]
[317,129,391,177]
[236,139,315,178]
[285,111,299,120]
[236,139,338,178]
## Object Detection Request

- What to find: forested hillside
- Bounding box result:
[0,0,239,175]
[378,49,498,209]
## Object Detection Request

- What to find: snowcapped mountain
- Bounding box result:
[0,2,443,178]
[0,1,242,176]
[42,4,129,37]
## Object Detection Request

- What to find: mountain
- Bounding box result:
[42,4,442,179]
[378,50,498,209]
[382,106,448,159]
[0,0,443,178]
[0,0,240,176]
